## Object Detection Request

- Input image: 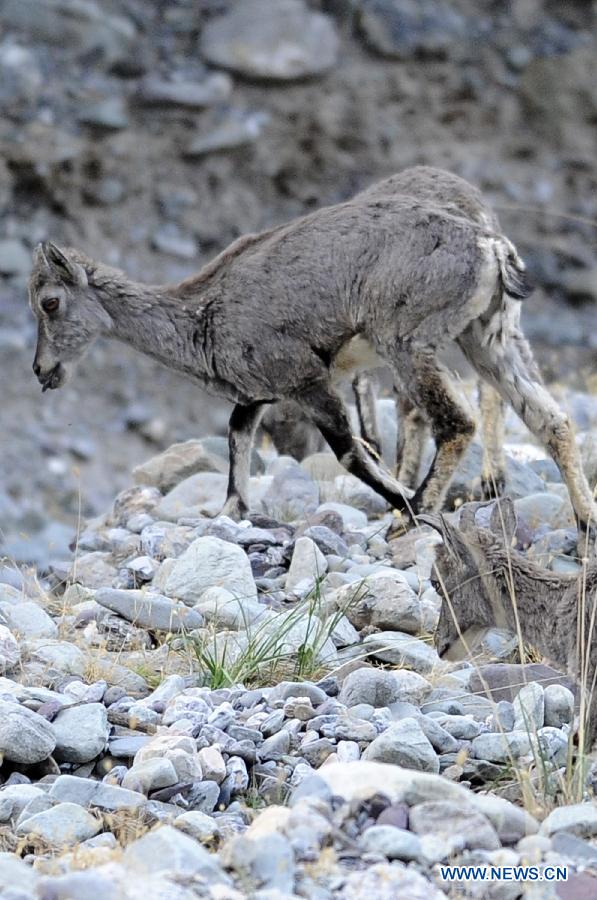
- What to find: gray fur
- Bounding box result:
[425,500,597,747]
[28,166,596,531]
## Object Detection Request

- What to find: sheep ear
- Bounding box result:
[459,504,478,532]
[416,513,442,532]
[489,496,517,545]
[418,512,459,556]
[42,242,88,287]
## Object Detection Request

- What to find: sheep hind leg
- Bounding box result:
[385,347,476,514]
[395,390,430,490]
[459,327,597,539]
[479,381,506,499]
[298,381,414,513]
[221,401,268,520]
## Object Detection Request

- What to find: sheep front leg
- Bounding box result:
[298,381,414,513]
[221,401,267,521]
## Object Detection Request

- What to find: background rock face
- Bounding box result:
[0,0,595,565]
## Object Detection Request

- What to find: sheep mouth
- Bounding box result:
[40,363,64,392]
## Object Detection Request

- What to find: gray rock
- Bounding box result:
[515,492,574,532]
[0,0,137,67]
[342,861,444,899]
[0,853,39,895]
[317,502,368,530]
[175,810,220,844]
[360,824,422,861]
[363,631,441,673]
[414,714,459,753]
[200,0,338,81]
[164,535,257,604]
[0,238,30,275]
[334,718,377,743]
[409,800,500,851]
[16,802,101,846]
[0,701,56,764]
[513,682,545,731]
[188,781,220,813]
[540,803,597,838]
[49,775,145,811]
[491,701,516,733]
[300,737,336,767]
[363,718,439,772]
[537,726,569,766]
[51,703,109,763]
[186,114,269,157]
[0,600,57,639]
[320,475,387,516]
[140,522,196,560]
[332,571,421,633]
[262,466,320,521]
[551,831,597,865]
[359,0,468,60]
[544,684,575,728]
[122,757,179,795]
[79,97,128,130]
[195,586,269,629]
[123,824,229,881]
[95,587,203,632]
[151,223,198,259]
[339,667,430,707]
[471,731,532,762]
[198,746,226,784]
[156,472,228,520]
[136,73,232,109]
[301,525,349,558]
[267,681,328,707]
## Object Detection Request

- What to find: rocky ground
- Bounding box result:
[1,1,597,897]
[1,402,597,898]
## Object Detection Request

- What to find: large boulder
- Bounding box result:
[200,0,339,81]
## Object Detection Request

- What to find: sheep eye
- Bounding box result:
[42,297,60,314]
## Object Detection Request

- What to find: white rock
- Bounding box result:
[471,731,533,762]
[198,746,227,784]
[331,570,422,634]
[123,824,229,882]
[363,631,441,674]
[155,472,228,520]
[286,537,327,593]
[543,684,575,728]
[363,718,439,773]
[317,502,367,529]
[195,585,269,629]
[134,733,197,766]
[0,601,57,639]
[175,810,220,844]
[17,802,101,846]
[164,536,257,603]
[122,757,179,794]
[513,681,545,731]
[49,774,145,811]
[0,624,20,672]
[25,639,86,675]
[540,803,597,838]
